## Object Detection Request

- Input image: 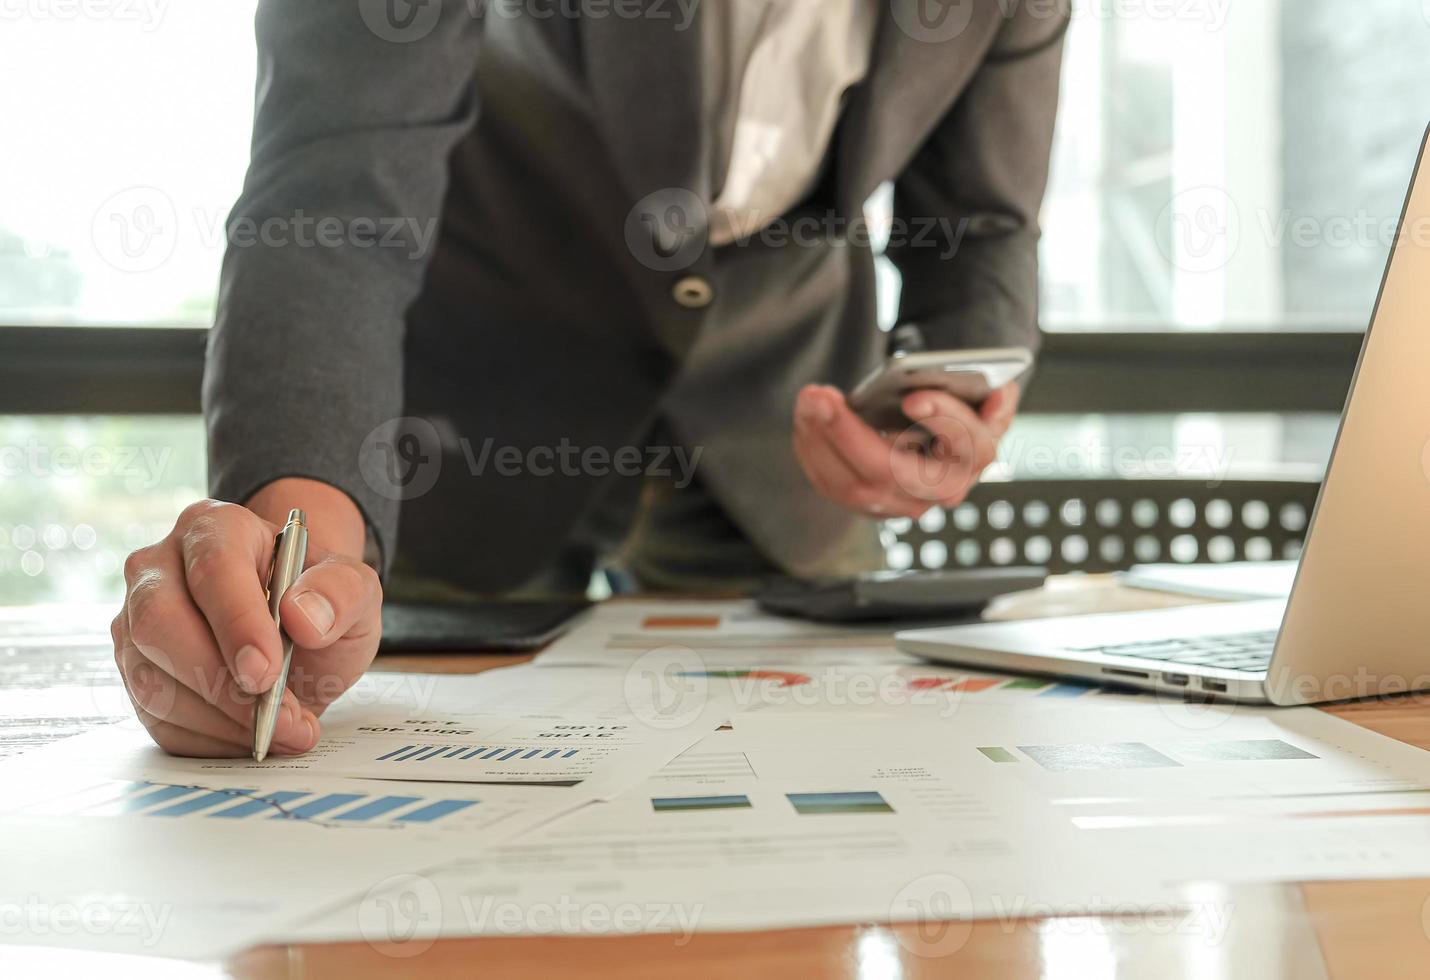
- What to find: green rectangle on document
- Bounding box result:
[651,795,752,813]
[978,746,1018,763]
[787,791,894,815]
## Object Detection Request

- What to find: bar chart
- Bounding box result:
[295,722,644,787]
[976,739,1322,772]
[374,744,582,764]
[22,778,485,829]
[677,670,812,688]
[904,675,1101,698]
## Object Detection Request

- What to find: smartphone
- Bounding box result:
[848,347,1033,432]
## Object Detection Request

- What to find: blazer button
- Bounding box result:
[672,276,714,309]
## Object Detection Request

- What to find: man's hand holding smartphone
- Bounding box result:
[792,379,1020,520]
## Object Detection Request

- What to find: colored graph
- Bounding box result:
[655,750,757,781]
[374,744,581,763]
[905,676,1100,697]
[29,780,481,827]
[977,739,1320,771]
[1019,742,1181,772]
[652,794,753,813]
[977,746,1018,764]
[1174,739,1318,762]
[679,670,812,687]
[611,635,880,650]
[787,791,894,816]
[642,615,721,630]
[910,677,1001,693]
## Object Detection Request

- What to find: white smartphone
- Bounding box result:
[847,346,1033,431]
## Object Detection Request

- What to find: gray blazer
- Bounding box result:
[203,0,1068,591]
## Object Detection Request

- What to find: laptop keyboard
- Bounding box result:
[1074,631,1278,673]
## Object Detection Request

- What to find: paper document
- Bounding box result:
[0,663,727,958]
[0,755,580,960]
[709,662,1160,717]
[12,643,1430,958]
[0,813,449,961]
[536,599,918,668]
[1118,561,1298,601]
[289,725,1178,943]
[23,666,728,800]
[158,709,705,798]
[738,701,1430,883]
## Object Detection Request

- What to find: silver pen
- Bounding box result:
[253,509,309,762]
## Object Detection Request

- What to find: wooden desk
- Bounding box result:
[4,580,1430,979]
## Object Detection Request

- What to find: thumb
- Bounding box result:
[278,553,381,651]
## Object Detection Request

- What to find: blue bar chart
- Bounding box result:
[285,727,617,785]
[33,779,483,828]
[374,744,582,764]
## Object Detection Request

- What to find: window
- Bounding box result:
[3,2,1428,329]
[1008,0,1428,533]
[989,413,1335,485]
[1041,0,1430,331]
[0,4,258,326]
[0,416,205,603]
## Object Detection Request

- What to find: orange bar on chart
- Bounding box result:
[949,678,1003,693]
[642,616,721,629]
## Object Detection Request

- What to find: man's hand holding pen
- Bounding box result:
[111,480,381,758]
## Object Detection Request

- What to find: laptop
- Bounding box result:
[896,127,1430,707]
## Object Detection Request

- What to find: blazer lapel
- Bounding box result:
[583,4,709,209]
[582,1,998,233]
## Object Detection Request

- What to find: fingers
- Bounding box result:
[177,501,283,695]
[793,386,941,519]
[279,556,381,651]
[902,390,998,505]
[124,540,230,704]
[821,386,987,507]
[795,420,923,520]
[792,379,1020,520]
[131,721,255,760]
[794,389,869,502]
[813,386,911,483]
[980,381,1022,440]
[130,678,316,759]
[116,617,319,755]
[279,556,385,711]
[124,537,272,730]
[116,497,382,759]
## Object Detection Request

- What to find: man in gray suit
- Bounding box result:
[113,0,1068,756]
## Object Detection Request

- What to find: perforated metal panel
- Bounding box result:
[886,480,1321,574]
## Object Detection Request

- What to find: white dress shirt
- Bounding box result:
[704,0,879,246]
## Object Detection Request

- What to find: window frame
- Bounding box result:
[0,326,1362,417]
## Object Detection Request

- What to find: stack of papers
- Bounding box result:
[0,663,728,958]
[536,599,918,668]
[6,598,1430,961]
